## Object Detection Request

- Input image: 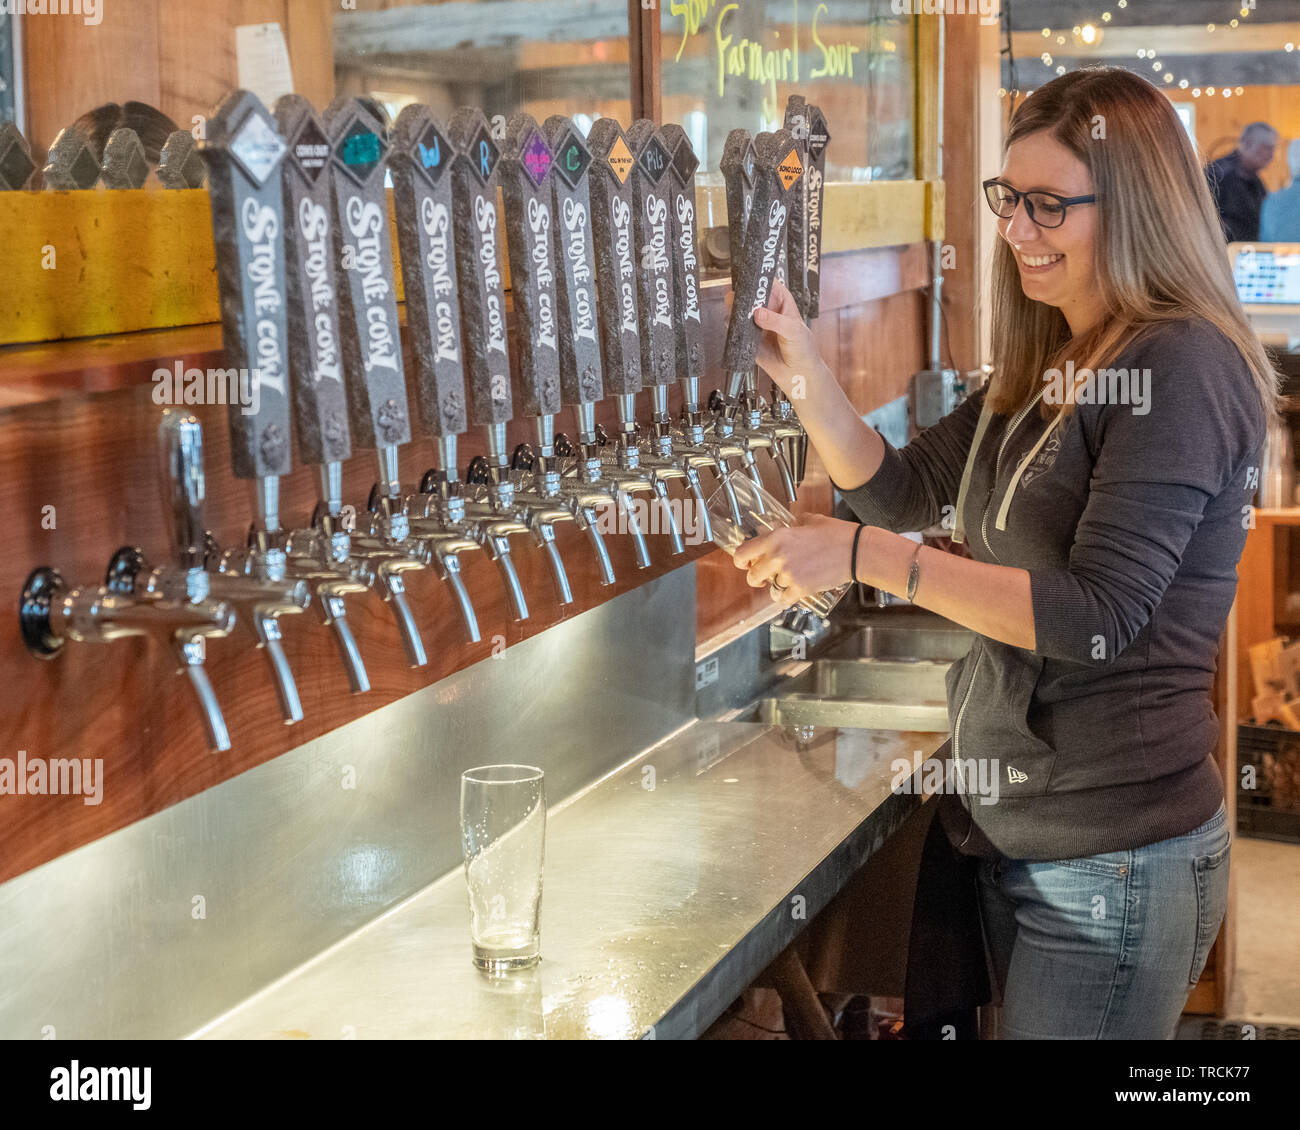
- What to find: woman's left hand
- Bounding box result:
[732,515,862,606]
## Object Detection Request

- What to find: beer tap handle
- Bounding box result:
[202,91,295,555]
[722,130,803,410]
[541,117,606,426]
[661,124,705,418]
[782,96,813,322]
[720,130,757,295]
[498,114,563,429]
[273,94,374,693]
[803,104,831,324]
[324,96,417,531]
[447,107,513,446]
[585,118,644,424]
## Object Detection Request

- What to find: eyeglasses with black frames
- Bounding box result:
[982,178,1096,229]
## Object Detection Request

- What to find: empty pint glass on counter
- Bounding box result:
[460,765,546,973]
[706,471,849,620]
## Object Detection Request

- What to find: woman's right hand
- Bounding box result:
[753,278,827,397]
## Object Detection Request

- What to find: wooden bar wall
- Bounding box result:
[0,245,930,885]
[5,6,951,891]
[22,0,335,163]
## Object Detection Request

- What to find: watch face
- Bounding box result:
[553,128,591,189]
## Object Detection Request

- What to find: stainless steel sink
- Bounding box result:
[778,659,950,702]
[738,619,970,734]
[747,695,951,731]
[824,625,973,663]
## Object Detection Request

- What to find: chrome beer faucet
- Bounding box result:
[20,564,236,752]
[440,106,545,621]
[323,95,431,665]
[714,129,805,507]
[386,102,489,642]
[271,93,374,693]
[201,91,311,721]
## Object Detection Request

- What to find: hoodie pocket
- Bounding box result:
[960,643,1057,799]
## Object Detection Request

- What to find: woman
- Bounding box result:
[735,67,1276,1039]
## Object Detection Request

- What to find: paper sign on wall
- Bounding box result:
[235,23,295,108]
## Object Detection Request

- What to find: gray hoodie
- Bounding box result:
[839,318,1267,859]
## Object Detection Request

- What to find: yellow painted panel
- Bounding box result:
[0,189,218,347]
[695,180,933,253]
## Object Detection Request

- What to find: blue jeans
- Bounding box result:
[976,801,1230,1039]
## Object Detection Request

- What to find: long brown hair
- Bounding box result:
[988,66,1279,423]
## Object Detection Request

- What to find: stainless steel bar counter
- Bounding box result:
[194,721,946,1040]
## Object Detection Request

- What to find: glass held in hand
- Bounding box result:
[704,470,848,620]
[460,764,545,974]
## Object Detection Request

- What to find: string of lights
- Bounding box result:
[997,1,1294,102]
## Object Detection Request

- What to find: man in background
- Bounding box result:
[1261,139,1300,242]
[1207,122,1278,242]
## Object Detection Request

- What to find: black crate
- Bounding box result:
[1237,723,1300,843]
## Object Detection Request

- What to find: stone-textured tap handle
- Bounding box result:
[720,129,756,293]
[803,104,830,320]
[498,113,563,420]
[274,95,352,468]
[323,96,412,452]
[626,119,678,392]
[542,115,605,412]
[782,97,812,320]
[721,130,803,376]
[202,90,294,482]
[585,118,643,399]
[447,107,512,428]
[660,123,705,389]
[389,103,471,441]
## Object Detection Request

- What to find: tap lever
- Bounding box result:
[721,129,802,410]
[21,566,235,752]
[585,118,644,401]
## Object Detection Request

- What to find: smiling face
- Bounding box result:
[996,129,1104,336]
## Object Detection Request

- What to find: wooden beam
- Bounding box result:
[629,0,662,123]
[335,0,630,56]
